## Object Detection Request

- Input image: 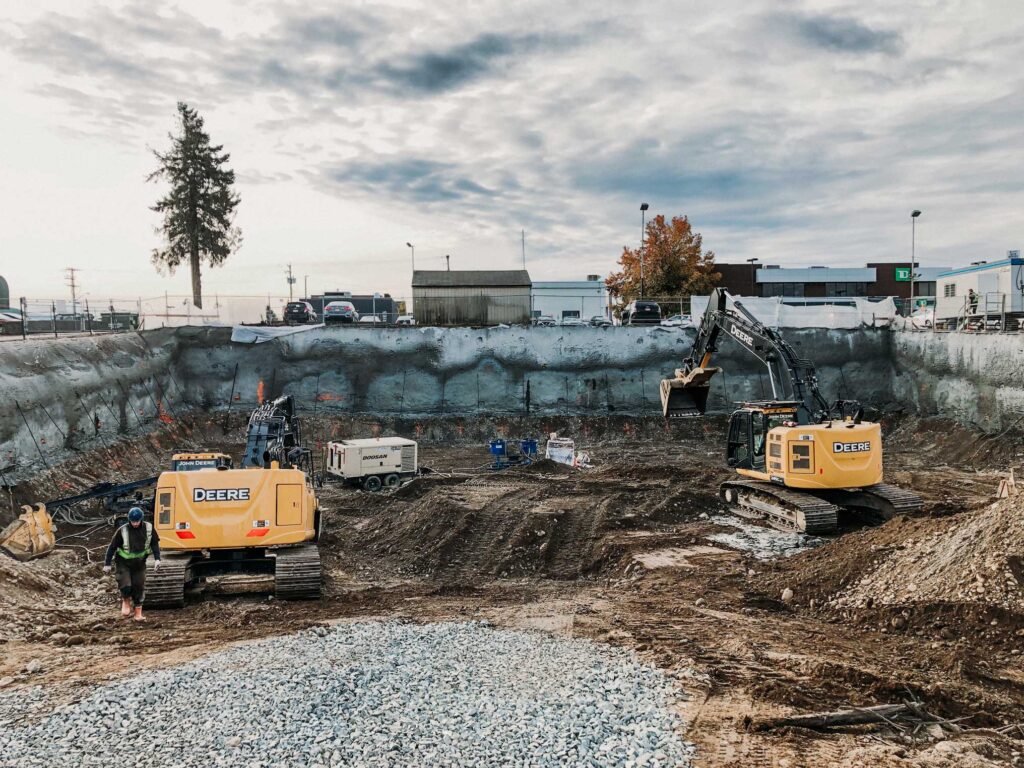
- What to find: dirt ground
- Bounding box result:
[1,413,1022,767]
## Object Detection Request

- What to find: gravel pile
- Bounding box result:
[0,621,695,768]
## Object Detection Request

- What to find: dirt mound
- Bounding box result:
[835,496,1024,613]
[349,474,629,580]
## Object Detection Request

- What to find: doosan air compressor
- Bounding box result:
[325,437,418,491]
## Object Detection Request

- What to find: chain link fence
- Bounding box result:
[0,292,706,339]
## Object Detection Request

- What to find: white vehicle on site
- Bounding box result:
[560,317,586,327]
[325,437,418,492]
[395,315,416,326]
[660,314,693,328]
[357,314,384,325]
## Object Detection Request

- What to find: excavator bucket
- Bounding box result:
[660,367,720,418]
[0,504,56,561]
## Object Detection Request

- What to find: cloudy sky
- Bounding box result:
[1,0,1021,303]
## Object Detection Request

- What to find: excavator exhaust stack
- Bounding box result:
[660,367,719,418]
[0,504,56,561]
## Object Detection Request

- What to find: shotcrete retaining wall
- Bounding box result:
[0,330,182,477]
[173,326,895,418]
[0,323,921,477]
[892,331,1024,432]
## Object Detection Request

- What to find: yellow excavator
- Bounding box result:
[146,396,321,607]
[661,289,921,533]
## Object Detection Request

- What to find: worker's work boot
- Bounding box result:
[133,605,145,622]
[120,598,132,618]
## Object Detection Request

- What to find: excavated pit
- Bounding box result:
[1,409,1022,768]
[3,327,1024,767]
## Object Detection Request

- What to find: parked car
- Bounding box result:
[284,301,318,324]
[560,317,586,327]
[660,314,693,328]
[323,301,359,324]
[623,300,662,326]
[589,315,612,327]
[395,315,416,326]
[534,315,556,327]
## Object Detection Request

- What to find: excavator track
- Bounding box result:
[273,544,322,600]
[814,482,923,523]
[145,555,191,608]
[720,480,839,534]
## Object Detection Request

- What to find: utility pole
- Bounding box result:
[639,203,649,299]
[521,229,526,269]
[304,275,309,301]
[65,268,79,316]
[910,210,922,316]
[445,254,450,271]
[286,264,296,301]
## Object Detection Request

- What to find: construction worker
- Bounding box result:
[103,507,160,622]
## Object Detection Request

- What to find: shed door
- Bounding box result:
[276,484,302,526]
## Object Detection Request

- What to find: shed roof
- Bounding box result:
[412,270,532,288]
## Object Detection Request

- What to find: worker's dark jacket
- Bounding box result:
[104,523,161,567]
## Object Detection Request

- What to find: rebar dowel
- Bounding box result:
[37,402,68,441]
[14,401,50,471]
[223,363,239,435]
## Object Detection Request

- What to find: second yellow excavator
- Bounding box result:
[661,289,921,533]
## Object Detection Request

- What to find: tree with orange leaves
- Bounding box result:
[605,214,720,315]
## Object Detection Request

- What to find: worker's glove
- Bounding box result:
[153,560,161,571]
[102,565,111,574]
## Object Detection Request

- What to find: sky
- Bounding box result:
[1,0,1022,304]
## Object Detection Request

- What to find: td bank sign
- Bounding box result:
[895,267,912,282]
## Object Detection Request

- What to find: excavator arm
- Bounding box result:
[241,395,313,473]
[660,288,839,423]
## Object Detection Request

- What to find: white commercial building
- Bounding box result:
[531,277,610,322]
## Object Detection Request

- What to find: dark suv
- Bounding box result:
[284,301,318,324]
[623,300,662,325]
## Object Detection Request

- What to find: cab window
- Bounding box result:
[727,412,752,468]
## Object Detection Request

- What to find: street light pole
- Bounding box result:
[304,275,308,300]
[746,257,759,296]
[910,210,922,315]
[406,242,415,271]
[639,203,649,299]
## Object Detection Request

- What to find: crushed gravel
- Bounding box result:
[0,621,695,768]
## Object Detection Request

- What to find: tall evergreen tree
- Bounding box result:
[148,102,240,309]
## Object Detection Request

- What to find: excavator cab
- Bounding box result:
[727,404,798,472]
[726,409,770,471]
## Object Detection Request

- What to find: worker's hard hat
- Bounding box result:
[128,507,144,523]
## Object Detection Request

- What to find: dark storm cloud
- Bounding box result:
[784,13,903,55]
[280,14,371,49]
[320,157,500,203]
[376,33,547,94]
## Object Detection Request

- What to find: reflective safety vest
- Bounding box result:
[116,522,153,560]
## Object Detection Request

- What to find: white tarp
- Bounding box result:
[689,296,898,329]
[230,324,324,344]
